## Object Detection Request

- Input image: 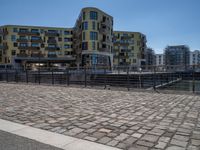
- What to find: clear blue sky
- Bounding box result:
[1,0,200,53]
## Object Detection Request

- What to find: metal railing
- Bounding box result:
[0,65,200,94]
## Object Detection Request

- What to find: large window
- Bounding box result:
[90,32,98,40]
[90,11,98,20]
[83,12,86,20]
[31,43,39,47]
[11,35,16,41]
[82,22,88,30]
[82,42,88,50]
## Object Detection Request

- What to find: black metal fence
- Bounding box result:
[0,65,200,94]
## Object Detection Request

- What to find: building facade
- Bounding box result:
[145,48,155,66]
[190,50,200,66]
[73,7,113,68]
[113,31,146,68]
[155,54,165,66]
[164,45,190,70]
[0,7,147,69]
[0,25,75,68]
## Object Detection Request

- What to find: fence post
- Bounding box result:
[26,68,28,83]
[192,65,195,93]
[66,68,69,86]
[84,66,87,87]
[6,66,8,82]
[38,65,40,84]
[15,69,18,83]
[127,67,130,91]
[51,68,54,85]
[153,67,156,91]
[104,67,107,89]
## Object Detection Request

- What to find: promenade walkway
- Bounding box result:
[0,83,200,150]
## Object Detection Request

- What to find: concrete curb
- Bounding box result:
[0,119,121,150]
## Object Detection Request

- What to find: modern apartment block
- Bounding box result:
[164,45,190,70]
[73,7,113,68]
[190,50,200,66]
[0,25,75,68]
[113,31,146,67]
[155,54,165,66]
[0,7,147,69]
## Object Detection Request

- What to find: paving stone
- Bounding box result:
[115,133,129,141]
[155,141,167,149]
[123,137,137,145]
[191,139,200,146]
[170,139,188,147]
[84,136,97,142]
[107,140,119,147]
[173,134,189,141]
[98,137,112,144]
[99,128,112,133]
[141,134,159,142]
[136,140,154,147]
[166,146,185,150]
[132,133,142,138]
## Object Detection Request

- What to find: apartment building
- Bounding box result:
[155,54,165,66]
[190,50,200,66]
[73,7,113,68]
[0,25,75,68]
[0,7,147,69]
[113,31,146,67]
[164,45,190,70]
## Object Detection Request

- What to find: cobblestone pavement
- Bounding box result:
[0,83,200,150]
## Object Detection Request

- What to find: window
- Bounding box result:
[11,35,16,41]
[64,31,70,35]
[13,43,18,47]
[82,22,88,30]
[19,43,28,47]
[31,43,39,47]
[90,32,98,40]
[64,38,72,42]
[92,42,95,50]
[11,50,16,55]
[13,28,18,32]
[82,32,85,40]
[83,12,86,20]
[48,44,56,48]
[92,21,96,30]
[64,44,71,49]
[90,11,98,20]
[82,42,88,50]
[58,37,62,42]
[31,36,40,40]
[19,28,28,33]
[31,29,39,33]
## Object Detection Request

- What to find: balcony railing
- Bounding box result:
[45,47,60,51]
[99,48,110,53]
[47,39,57,43]
[17,39,28,42]
[16,53,28,57]
[31,39,43,43]
[18,46,40,50]
[18,31,40,36]
[0,30,8,35]
[45,32,59,36]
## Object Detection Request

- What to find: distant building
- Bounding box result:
[156,54,165,66]
[145,48,156,66]
[164,45,190,71]
[190,50,200,66]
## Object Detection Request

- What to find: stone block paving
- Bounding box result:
[0,83,200,150]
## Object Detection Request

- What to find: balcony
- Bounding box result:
[31,39,43,43]
[45,32,59,37]
[18,46,40,50]
[45,47,60,51]
[31,53,45,57]
[99,28,108,33]
[47,39,57,43]
[99,48,110,53]
[18,31,40,36]
[16,53,28,57]
[121,36,132,40]
[101,20,110,26]
[102,39,111,44]
[0,30,8,35]
[17,39,28,42]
